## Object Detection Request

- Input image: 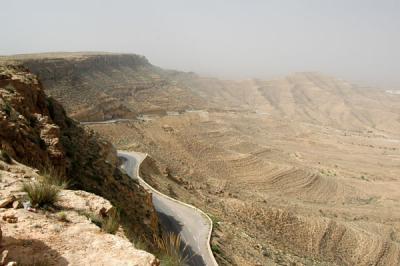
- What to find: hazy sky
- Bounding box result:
[2,0,400,87]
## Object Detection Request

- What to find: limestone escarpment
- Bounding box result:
[0,65,159,240]
[1,53,208,121]
[20,53,151,121]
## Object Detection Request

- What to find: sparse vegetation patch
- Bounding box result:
[22,180,61,207]
[56,211,69,222]
[22,167,68,207]
[40,166,71,188]
[154,232,188,266]
[81,209,120,234]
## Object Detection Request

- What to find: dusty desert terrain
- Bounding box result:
[3,53,400,265]
[90,108,400,265]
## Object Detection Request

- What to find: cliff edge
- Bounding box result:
[0,65,159,265]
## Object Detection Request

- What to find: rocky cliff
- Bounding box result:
[1,53,207,121]
[0,64,159,242]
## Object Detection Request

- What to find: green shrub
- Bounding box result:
[209,213,220,230]
[81,211,103,227]
[56,211,69,222]
[22,181,61,207]
[3,102,12,116]
[133,236,148,251]
[0,150,12,164]
[22,166,67,207]
[81,210,120,234]
[211,244,221,254]
[102,210,120,234]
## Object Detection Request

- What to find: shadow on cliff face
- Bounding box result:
[2,236,68,265]
[158,211,206,266]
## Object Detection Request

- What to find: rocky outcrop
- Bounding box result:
[0,65,159,240]
[0,162,159,265]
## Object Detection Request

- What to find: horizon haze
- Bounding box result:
[1,0,400,88]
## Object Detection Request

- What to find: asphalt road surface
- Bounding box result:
[80,118,135,125]
[118,151,217,266]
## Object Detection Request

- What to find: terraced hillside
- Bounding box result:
[175,71,400,133]
[90,111,400,265]
[253,73,400,132]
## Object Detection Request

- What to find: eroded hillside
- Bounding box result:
[0,65,160,264]
[91,111,400,265]
[3,53,399,134]
[2,53,400,265]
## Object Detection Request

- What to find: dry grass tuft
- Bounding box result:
[22,181,61,207]
[40,166,70,188]
[22,166,69,207]
[154,232,189,266]
[102,210,120,234]
[80,210,120,234]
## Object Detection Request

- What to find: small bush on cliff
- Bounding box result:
[22,181,61,207]
[133,235,149,251]
[102,210,120,234]
[209,213,220,230]
[22,170,67,207]
[211,244,221,254]
[2,102,12,116]
[81,210,120,234]
[56,211,69,222]
[80,211,103,227]
[40,166,71,188]
[0,150,12,164]
[154,232,188,266]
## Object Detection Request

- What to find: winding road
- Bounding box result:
[80,118,135,125]
[118,151,218,266]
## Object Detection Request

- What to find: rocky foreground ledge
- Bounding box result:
[0,161,159,265]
